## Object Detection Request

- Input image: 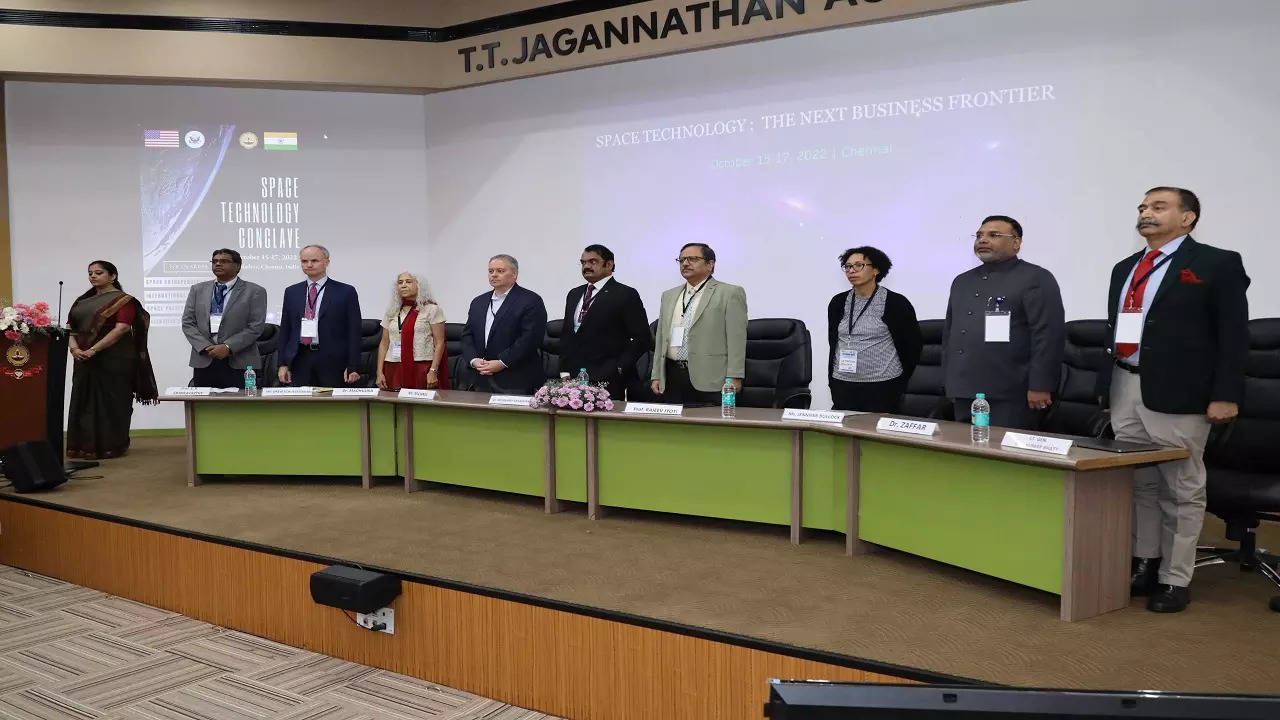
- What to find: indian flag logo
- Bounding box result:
[263,132,298,151]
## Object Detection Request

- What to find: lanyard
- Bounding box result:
[305,282,326,313]
[1125,253,1174,308]
[846,286,880,334]
[396,306,411,331]
[681,278,710,316]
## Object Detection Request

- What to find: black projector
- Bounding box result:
[309,565,401,614]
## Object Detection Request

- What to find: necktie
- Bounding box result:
[301,283,319,344]
[577,284,596,326]
[211,283,227,315]
[1116,249,1162,358]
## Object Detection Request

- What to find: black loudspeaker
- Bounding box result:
[309,565,401,614]
[1,441,68,493]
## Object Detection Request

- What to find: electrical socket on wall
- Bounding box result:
[355,607,394,634]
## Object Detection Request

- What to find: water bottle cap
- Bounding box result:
[245,365,253,370]
[975,393,985,399]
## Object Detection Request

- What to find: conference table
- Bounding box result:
[160,389,1187,621]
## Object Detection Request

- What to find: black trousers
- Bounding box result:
[830,377,906,414]
[289,345,347,387]
[951,397,1044,431]
[192,358,245,389]
[662,359,721,408]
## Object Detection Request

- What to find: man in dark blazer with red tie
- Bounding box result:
[277,245,363,387]
[558,245,652,400]
[461,254,548,395]
[1097,187,1250,613]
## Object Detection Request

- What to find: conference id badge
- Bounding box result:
[209,314,223,334]
[1116,310,1143,344]
[837,348,858,374]
[984,312,1011,343]
[670,325,686,348]
[300,318,318,338]
[387,338,402,362]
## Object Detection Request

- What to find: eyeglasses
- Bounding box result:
[841,262,870,272]
[973,232,1019,241]
[676,256,706,265]
[211,258,235,265]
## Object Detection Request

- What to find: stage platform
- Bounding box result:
[2,437,1278,717]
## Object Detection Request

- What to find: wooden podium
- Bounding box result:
[0,331,68,454]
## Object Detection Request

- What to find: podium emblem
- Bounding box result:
[5,342,29,367]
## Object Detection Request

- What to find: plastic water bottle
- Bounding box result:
[970,392,990,443]
[721,377,737,419]
[244,365,258,397]
[577,367,590,385]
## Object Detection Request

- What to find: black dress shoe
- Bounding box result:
[1130,557,1160,596]
[1147,584,1190,613]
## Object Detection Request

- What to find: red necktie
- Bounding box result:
[1115,249,1161,358]
[576,284,596,326]
[301,283,319,344]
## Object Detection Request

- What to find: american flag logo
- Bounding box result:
[143,129,179,148]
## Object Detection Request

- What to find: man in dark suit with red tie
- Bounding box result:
[1097,187,1250,613]
[558,245,652,400]
[277,245,363,387]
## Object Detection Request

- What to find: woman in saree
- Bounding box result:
[66,260,158,459]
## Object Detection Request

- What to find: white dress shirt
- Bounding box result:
[302,276,328,345]
[1114,235,1185,365]
[573,274,612,330]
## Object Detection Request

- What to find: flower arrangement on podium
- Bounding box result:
[1,301,53,341]
[529,378,615,412]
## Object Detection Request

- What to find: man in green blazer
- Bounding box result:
[650,243,748,407]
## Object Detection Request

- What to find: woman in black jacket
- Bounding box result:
[827,246,923,413]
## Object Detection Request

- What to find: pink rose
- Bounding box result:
[553,397,569,407]
[33,302,49,313]
[13,304,28,312]
[583,403,594,412]
[33,315,51,327]
[569,398,583,409]
[3,330,19,341]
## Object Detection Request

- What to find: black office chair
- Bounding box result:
[353,319,383,387]
[1042,319,1111,437]
[255,323,279,388]
[740,318,812,409]
[444,322,466,389]
[1196,318,1280,611]
[901,319,953,420]
[542,319,565,382]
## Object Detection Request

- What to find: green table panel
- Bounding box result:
[554,416,587,503]
[194,402,370,477]
[411,405,545,496]
[858,440,1064,593]
[369,403,397,476]
[596,419,791,524]
[801,430,847,532]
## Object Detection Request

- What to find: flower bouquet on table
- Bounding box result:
[529,378,615,412]
[1,301,54,342]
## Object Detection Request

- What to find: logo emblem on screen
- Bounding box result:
[239,132,259,149]
[183,130,205,149]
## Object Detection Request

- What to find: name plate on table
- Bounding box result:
[262,387,314,397]
[875,417,939,436]
[623,402,684,416]
[782,409,847,424]
[489,394,534,406]
[398,389,436,401]
[164,387,212,396]
[1001,431,1074,456]
[332,388,379,398]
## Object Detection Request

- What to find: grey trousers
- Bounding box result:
[1109,368,1211,587]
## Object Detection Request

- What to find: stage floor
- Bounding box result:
[4,437,1279,693]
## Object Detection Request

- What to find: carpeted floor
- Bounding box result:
[5,438,1280,694]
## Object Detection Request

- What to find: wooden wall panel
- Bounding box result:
[0,501,911,719]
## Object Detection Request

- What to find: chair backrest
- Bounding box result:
[741,318,812,409]
[255,323,279,387]
[355,319,383,387]
[444,322,465,389]
[542,319,564,381]
[1206,318,1280,474]
[1043,319,1108,437]
[902,319,952,420]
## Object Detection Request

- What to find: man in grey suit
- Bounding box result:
[650,243,748,407]
[181,248,268,388]
[942,215,1065,430]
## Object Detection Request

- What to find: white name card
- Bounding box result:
[262,387,314,397]
[398,389,436,401]
[1001,431,1074,456]
[489,394,534,406]
[782,409,847,424]
[623,402,684,416]
[332,387,380,397]
[164,387,211,396]
[875,417,939,436]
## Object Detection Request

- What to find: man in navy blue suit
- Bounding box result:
[460,254,548,394]
[277,244,363,387]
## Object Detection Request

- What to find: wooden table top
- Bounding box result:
[160,389,1189,471]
